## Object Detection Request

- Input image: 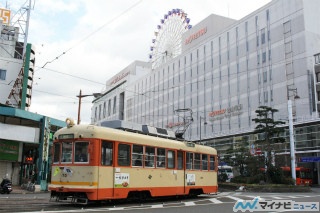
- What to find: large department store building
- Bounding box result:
[92,0,320,184]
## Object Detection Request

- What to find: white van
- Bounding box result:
[218,165,234,182]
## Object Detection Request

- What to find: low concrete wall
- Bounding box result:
[219,183,312,192]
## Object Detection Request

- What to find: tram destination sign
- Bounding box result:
[299,156,320,162]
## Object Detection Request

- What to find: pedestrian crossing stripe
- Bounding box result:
[185,201,196,206]
[209,198,223,204]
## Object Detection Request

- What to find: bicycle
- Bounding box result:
[20,181,35,192]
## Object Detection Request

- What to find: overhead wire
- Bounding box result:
[38,0,143,70]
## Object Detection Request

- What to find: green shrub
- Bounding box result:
[218,173,228,182]
[246,173,265,184]
[230,175,247,183]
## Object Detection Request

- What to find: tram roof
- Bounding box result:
[54,124,217,155]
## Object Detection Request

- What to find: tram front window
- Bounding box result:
[53,143,60,164]
[74,142,89,163]
[61,142,72,163]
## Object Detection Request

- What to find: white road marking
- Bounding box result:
[185,201,196,206]
[209,198,223,204]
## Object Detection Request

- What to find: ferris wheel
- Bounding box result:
[149,9,192,70]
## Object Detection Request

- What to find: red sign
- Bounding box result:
[25,156,34,164]
[185,27,207,45]
[256,148,262,155]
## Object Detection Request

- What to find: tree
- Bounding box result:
[224,141,250,176]
[252,106,285,183]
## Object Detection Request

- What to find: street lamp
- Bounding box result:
[199,116,207,144]
[287,87,300,185]
[76,89,102,124]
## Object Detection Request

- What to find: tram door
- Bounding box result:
[184,152,195,193]
[178,151,186,194]
[98,140,114,199]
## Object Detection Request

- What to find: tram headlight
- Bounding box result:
[66,118,75,128]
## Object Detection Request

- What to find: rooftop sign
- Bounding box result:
[0,8,10,25]
[185,27,207,45]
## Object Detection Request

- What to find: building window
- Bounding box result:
[264,91,268,103]
[266,9,269,21]
[270,89,273,101]
[103,102,106,118]
[316,72,320,82]
[108,99,111,116]
[285,41,292,53]
[268,49,272,61]
[315,54,320,64]
[245,21,248,33]
[261,28,265,44]
[94,107,98,122]
[98,104,102,120]
[0,69,6,80]
[283,21,291,34]
[262,51,266,63]
[263,70,267,82]
[113,96,117,114]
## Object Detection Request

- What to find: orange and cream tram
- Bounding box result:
[49,119,218,203]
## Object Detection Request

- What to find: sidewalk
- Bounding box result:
[11,185,49,194]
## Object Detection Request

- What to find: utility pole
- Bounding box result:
[77,90,82,124]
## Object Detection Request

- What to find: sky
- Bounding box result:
[2,0,271,124]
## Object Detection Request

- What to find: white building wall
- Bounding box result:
[94,0,320,141]
[0,22,24,105]
[0,58,23,104]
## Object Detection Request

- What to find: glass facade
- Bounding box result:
[92,0,320,184]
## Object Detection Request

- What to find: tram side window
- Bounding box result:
[145,146,155,167]
[101,141,113,166]
[186,152,193,170]
[210,155,215,171]
[61,142,72,163]
[177,151,183,170]
[202,154,208,170]
[74,141,89,163]
[167,150,175,169]
[53,143,60,163]
[118,144,130,166]
[156,148,165,168]
[132,145,143,167]
[194,153,201,170]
